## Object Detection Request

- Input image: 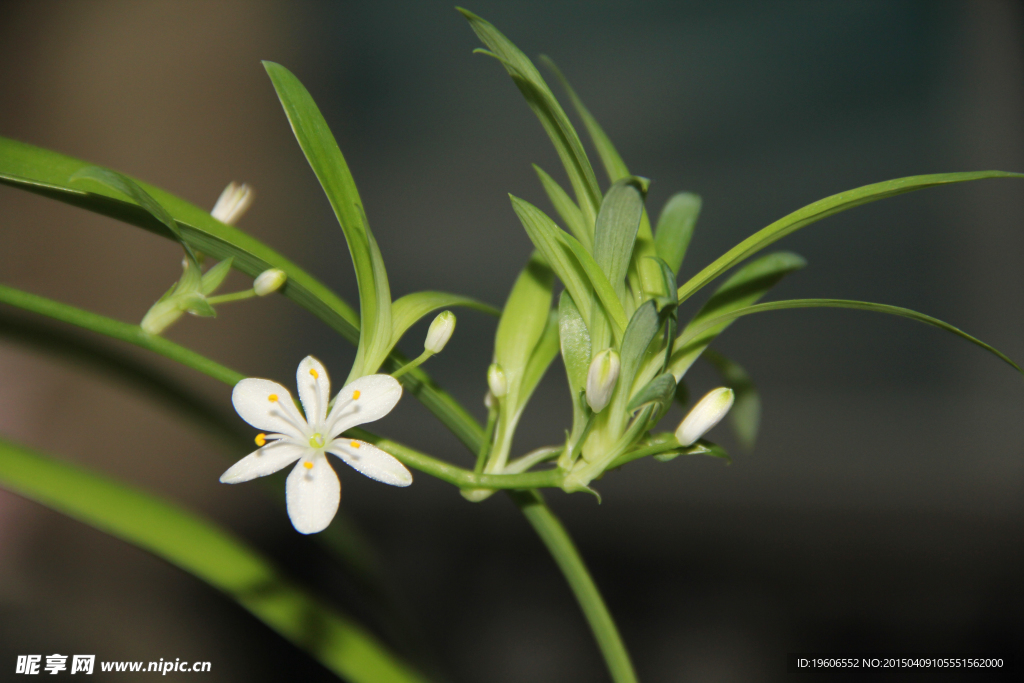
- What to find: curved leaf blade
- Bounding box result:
[0,437,429,683]
[459,8,601,224]
[390,291,499,349]
[669,251,806,379]
[534,164,590,250]
[676,171,1024,304]
[675,298,1023,375]
[263,61,393,381]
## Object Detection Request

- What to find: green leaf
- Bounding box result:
[0,136,484,453]
[390,291,499,350]
[458,8,602,225]
[509,195,594,325]
[646,256,680,312]
[675,298,1023,375]
[520,309,560,408]
[702,349,760,450]
[200,258,234,295]
[653,439,730,464]
[0,438,429,683]
[540,56,630,185]
[593,177,647,300]
[654,192,701,276]
[677,171,1024,304]
[558,290,592,404]
[70,166,200,265]
[263,61,393,381]
[627,371,676,414]
[534,164,591,250]
[669,251,806,379]
[617,301,661,398]
[559,229,631,337]
[494,252,555,384]
[0,283,245,386]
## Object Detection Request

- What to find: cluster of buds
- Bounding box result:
[140,182,287,335]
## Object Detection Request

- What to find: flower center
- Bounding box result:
[308,433,325,448]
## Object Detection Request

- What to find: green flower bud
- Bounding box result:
[253,268,287,296]
[487,363,507,398]
[424,310,456,353]
[675,387,734,446]
[585,349,620,413]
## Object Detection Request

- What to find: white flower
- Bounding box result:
[220,356,411,534]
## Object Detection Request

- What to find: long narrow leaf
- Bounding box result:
[0,137,484,452]
[541,56,629,185]
[534,164,590,249]
[0,438,429,683]
[459,8,601,225]
[263,61,393,381]
[668,252,805,379]
[673,298,1023,375]
[677,171,1024,304]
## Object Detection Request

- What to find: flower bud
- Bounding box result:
[585,349,620,413]
[424,310,456,353]
[487,363,507,398]
[253,268,287,296]
[140,298,185,335]
[675,387,734,446]
[211,182,254,225]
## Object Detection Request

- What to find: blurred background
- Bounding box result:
[1,0,1022,680]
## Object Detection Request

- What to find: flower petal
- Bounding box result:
[325,374,403,438]
[232,378,308,439]
[296,356,330,429]
[329,439,412,487]
[219,441,306,483]
[285,455,341,534]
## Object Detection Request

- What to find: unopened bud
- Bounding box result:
[487,363,507,398]
[253,268,287,296]
[675,387,734,446]
[484,391,497,410]
[585,349,620,413]
[424,311,456,353]
[211,182,254,225]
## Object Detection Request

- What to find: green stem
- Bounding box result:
[206,289,258,305]
[508,490,638,683]
[391,349,433,379]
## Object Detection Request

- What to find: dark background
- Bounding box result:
[1,1,1022,681]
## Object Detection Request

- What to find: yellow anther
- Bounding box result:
[352,390,361,400]
[268,394,278,402]
[350,440,360,449]
[255,433,266,447]
[309,368,319,378]
[303,461,313,470]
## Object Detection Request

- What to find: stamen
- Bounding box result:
[352,390,361,400]
[303,461,313,470]
[255,433,266,447]
[309,368,319,378]
[350,440,360,449]
[268,394,278,402]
